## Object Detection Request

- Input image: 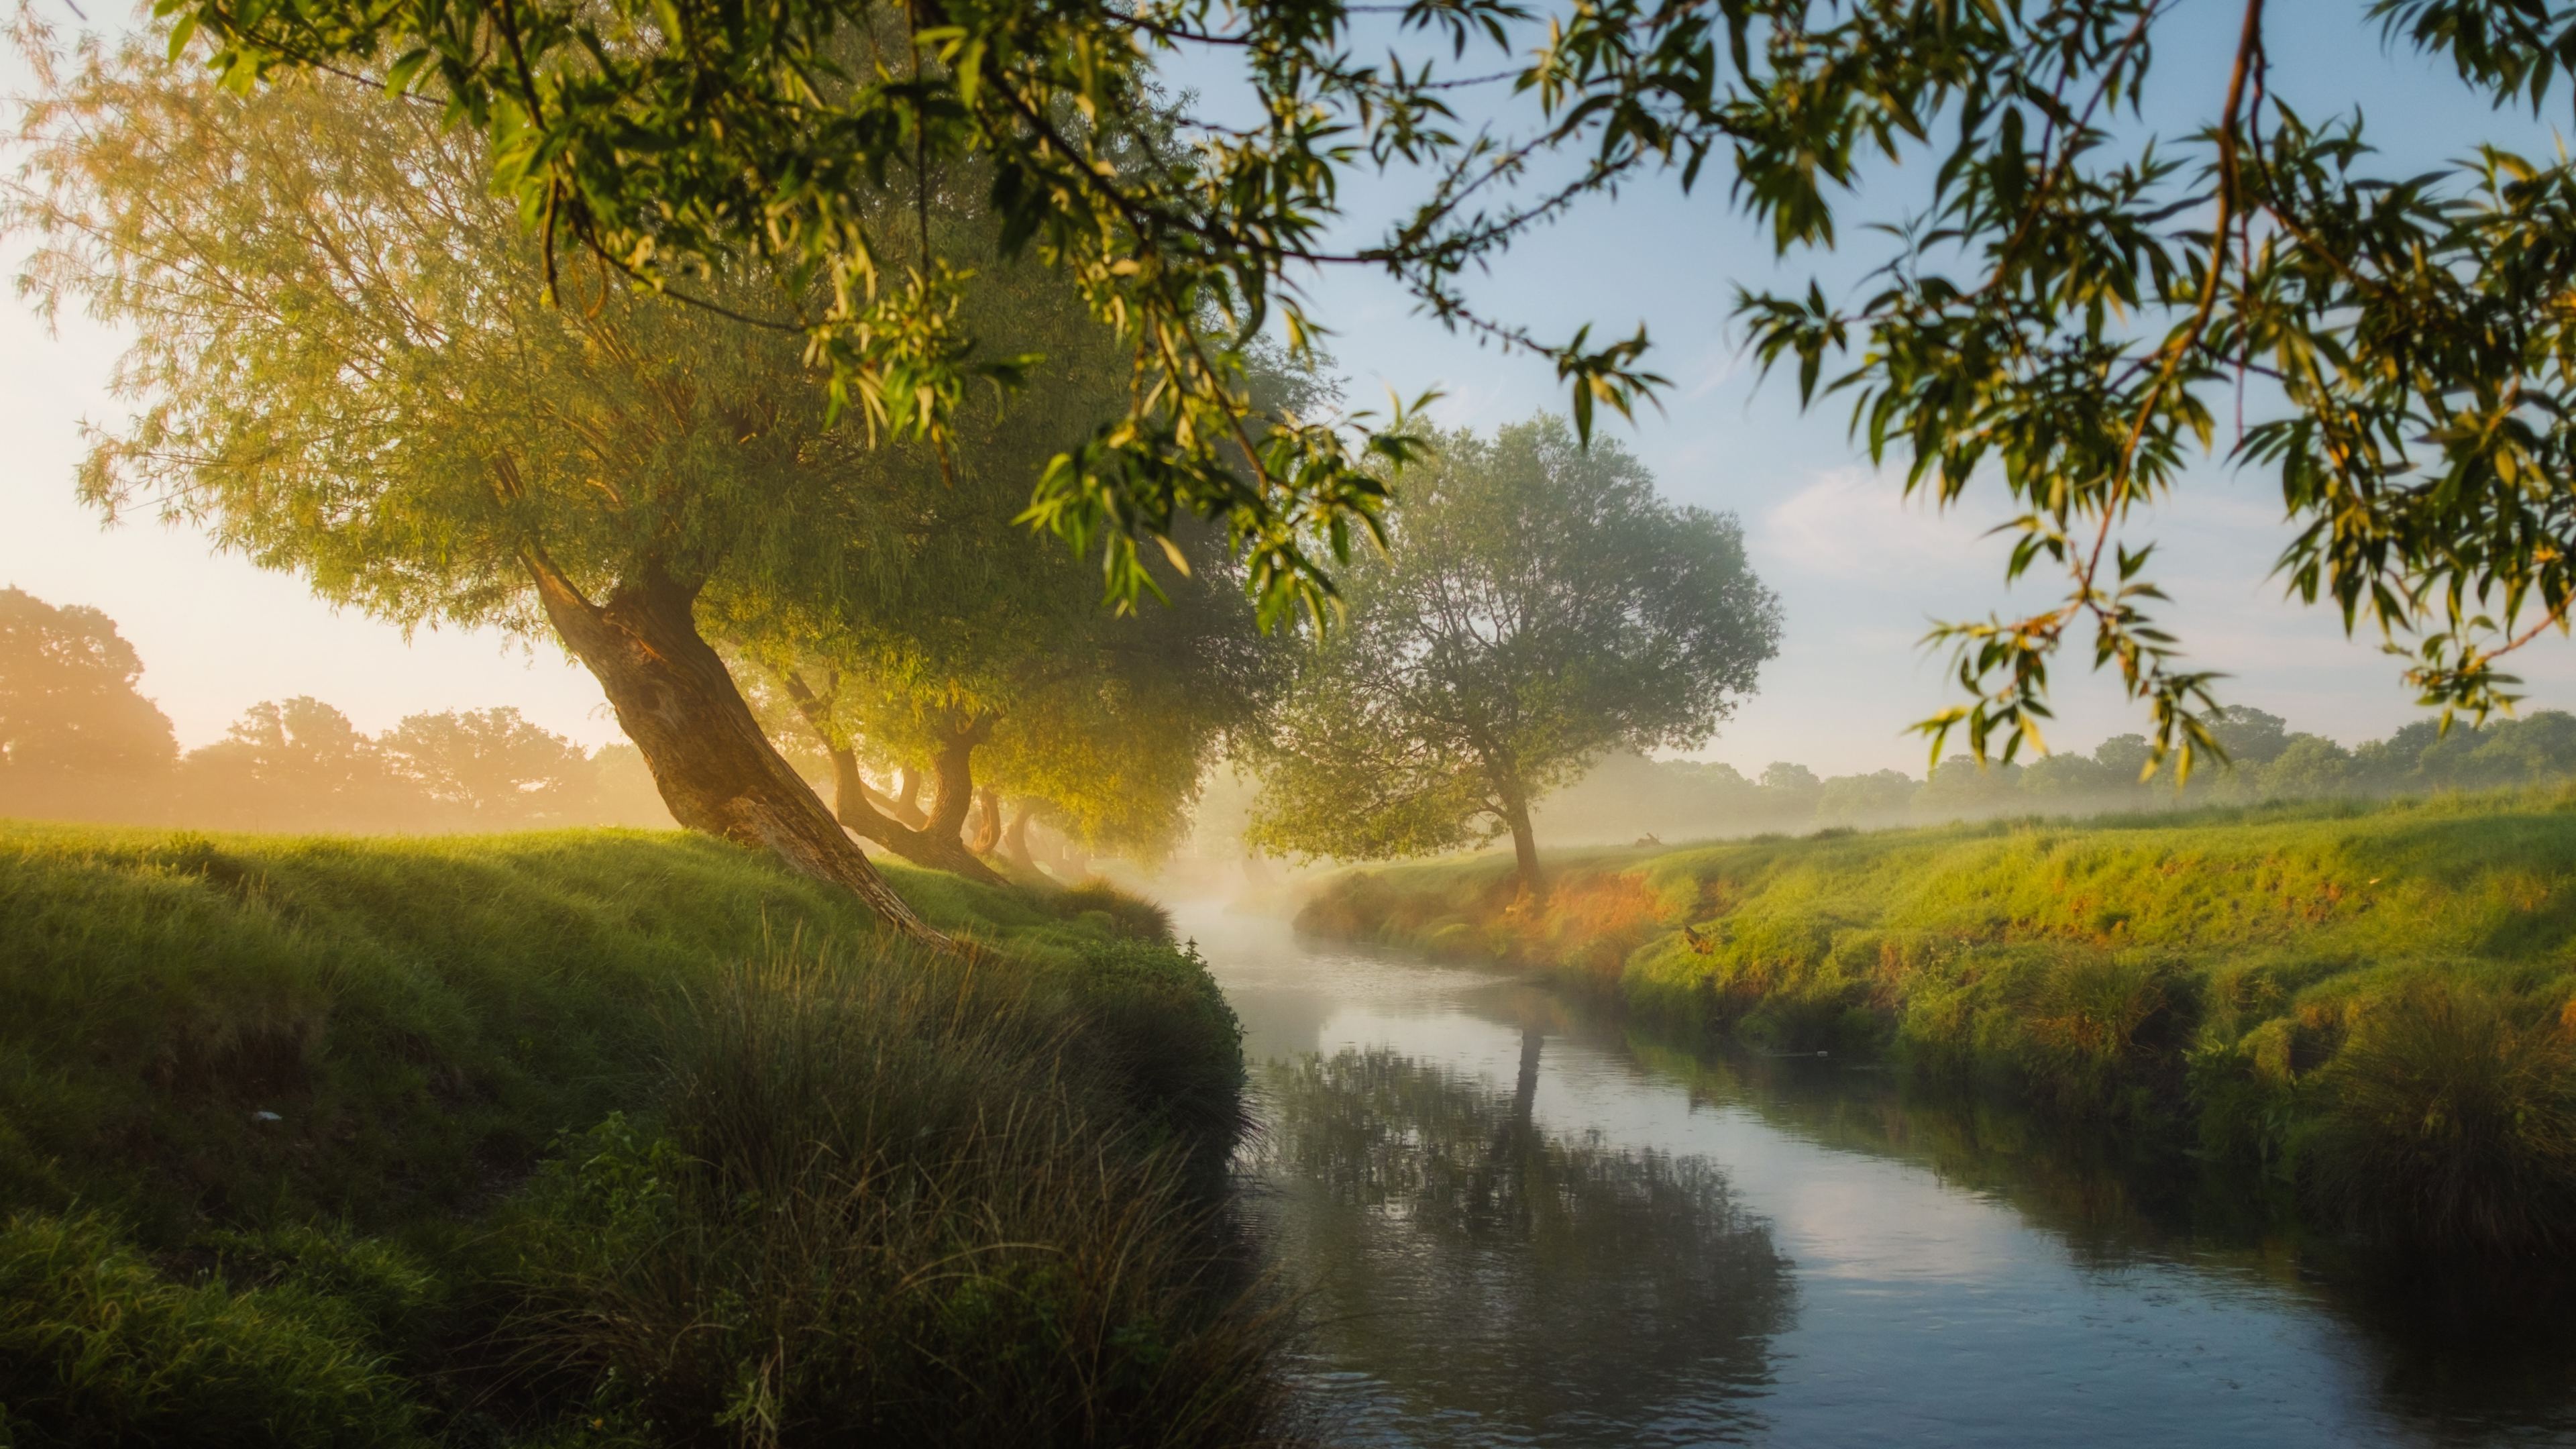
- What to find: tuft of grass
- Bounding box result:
[2302,980,2576,1254]
[498,949,1287,1447]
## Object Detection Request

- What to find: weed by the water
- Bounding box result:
[500,951,1288,1446]
[2303,980,2576,1255]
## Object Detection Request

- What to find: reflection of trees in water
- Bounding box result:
[1629,1038,2231,1265]
[1252,1032,1794,1444]
[1621,1034,2576,1442]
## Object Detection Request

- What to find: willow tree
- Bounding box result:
[13,36,1119,939]
[965,517,1293,869]
[1248,416,1780,898]
[741,505,1289,881]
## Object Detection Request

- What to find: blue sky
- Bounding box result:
[5,1,2575,776]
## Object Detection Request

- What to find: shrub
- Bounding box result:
[1047,937,1248,1154]
[2023,951,2179,1110]
[496,949,1290,1448]
[1051,881,1176,943]
[0,1212,423,1448]
[2302,980,2576,1256]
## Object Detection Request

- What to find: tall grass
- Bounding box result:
[1295,789,2576,1256]
[501,949,1289,1446]
[0,1212,427,1448]
[0,822,1288,1446]
[2304,980,2576,1256]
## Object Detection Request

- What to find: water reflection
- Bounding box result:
[1190,906,2576,1448]
[1250,1034,1793,1446]
[1628,1040,2576,1445]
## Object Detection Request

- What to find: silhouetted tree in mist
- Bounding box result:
[0,587,176,820]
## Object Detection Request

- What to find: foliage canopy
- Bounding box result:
[150,0,2576,770]
[11,33,1222,930]
[76,0,2576,773]
[1248,415,1778,892]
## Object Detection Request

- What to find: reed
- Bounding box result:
[500,949,1291,1446]
[2302,979,2576,1254]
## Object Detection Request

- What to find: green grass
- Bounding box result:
[0,821,1283,1447]
[1295,790,2576,1258]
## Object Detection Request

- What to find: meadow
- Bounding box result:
[0,822,1285,1448]
[1294,790,2576,1260]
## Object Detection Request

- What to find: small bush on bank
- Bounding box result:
[1051,879,1177,943]
[2302,981,2576,1254]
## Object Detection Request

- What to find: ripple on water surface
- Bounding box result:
[1181,904,2576,1449]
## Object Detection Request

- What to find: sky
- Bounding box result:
[6,2,2576,778]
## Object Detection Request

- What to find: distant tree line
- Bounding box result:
[0,588,670,834]
[0,586,1184,877]
[1532,707,2576,847]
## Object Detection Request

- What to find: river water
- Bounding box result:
[1179,904,2576,1449]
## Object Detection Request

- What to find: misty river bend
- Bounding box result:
[1180,906,2576,1449]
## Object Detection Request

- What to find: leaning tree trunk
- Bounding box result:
[769,672,1006,887]
[521,553,946,946]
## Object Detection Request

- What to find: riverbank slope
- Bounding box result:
[0,821,1277,1447]
[1295,791,2576,1257]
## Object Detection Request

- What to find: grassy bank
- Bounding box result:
[0,822,1281,1447]
[1295,792,2576,1259]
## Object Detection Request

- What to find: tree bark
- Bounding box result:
[886,768,928,830]
[1499,784,1546,902]
[824,743,873,829]
[770,670,1006,887]
[1000,799,1038,873]
[968,786,1002,855]
[521,553,947,946]
[923,711,987,843]
[829,743,1006,884]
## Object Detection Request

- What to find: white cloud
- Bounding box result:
[1756,466,1996,587]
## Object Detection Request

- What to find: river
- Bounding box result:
[1178,903,2576,1448]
